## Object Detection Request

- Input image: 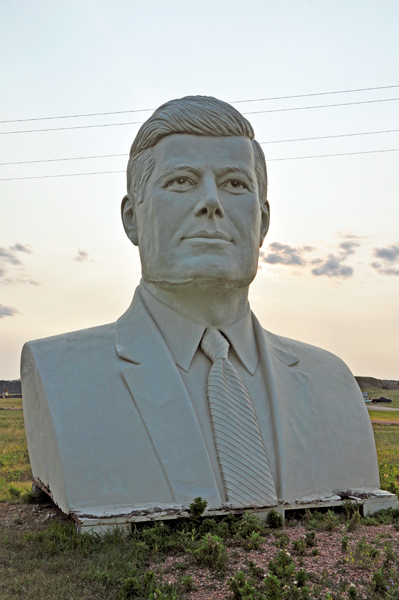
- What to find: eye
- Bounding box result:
[166,177,195,190]
[222,179,248,192]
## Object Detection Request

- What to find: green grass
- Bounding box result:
[373,424,399,496]
[362,388,399,409]
[0,396,23,409]
[1,507,399,600]
[368,409,399,422]
[0,399,32,501]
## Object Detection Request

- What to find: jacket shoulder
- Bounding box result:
[22,322,116,361]
[263,328,357,386]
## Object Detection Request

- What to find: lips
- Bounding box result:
[183,230,232,242]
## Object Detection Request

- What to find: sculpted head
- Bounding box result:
[121,96,270,289]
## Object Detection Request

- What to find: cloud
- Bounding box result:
[336,231,370,241]
[0,242,33,269]
[339,240,360,255]
[10,243,33,254]
[311,240,360,279]
[74,249,89,262]
[312,255,354,278]
[0,246,22,266]
[0,243,37,284]
[259,235,362,279]
[259,242,314,267]
[3,277,41,286]
[371,243,399,275]
[0,304,19,318]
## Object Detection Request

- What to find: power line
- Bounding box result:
[1,148,398,180]
[0,170,125,181]
[2,128,399,166]
[263,128,399,144]
[267,148,399,161]
[0,121,143,136]
[1,97,399,136]
[232,84,399,104]
[244,97,399,115]
[1,84,399,124]
[0,154,127,166]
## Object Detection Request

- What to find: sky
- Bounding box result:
[0,0,398,380]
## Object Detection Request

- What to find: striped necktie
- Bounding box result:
[201,327,277,507]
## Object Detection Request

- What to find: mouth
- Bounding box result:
[182,230,233,242]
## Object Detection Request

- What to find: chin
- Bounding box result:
[143,262,256,289]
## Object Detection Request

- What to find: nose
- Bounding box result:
[194,177,225,218]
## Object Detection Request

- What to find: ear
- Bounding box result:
[121,194,139,246]
[259,198,270,247]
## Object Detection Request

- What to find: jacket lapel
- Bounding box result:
[253,316,312,501]
[116,289,222,508]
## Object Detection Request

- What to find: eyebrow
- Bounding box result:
[155,165,202,186]
[214,166,255,184]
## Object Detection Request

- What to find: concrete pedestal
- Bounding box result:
[32,480,397,535]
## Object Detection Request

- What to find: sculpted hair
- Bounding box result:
[127,95,268,203]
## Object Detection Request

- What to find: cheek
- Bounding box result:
[233,198,261,237]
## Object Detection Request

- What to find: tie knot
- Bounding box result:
[201,328,229,362]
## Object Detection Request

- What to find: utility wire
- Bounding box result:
[1,84,399,124]
[2,128,399,166]
[1,97,399,136]
[0,170,125,181]
[0,121,143,136]
[244,97,399,115]
[267,148,399,161]
[0,154,127,166]
[1,148,398,180]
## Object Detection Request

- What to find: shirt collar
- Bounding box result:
[139,283,258,375]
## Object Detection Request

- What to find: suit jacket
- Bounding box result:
[21,288,380,517]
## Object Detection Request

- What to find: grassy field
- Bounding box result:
[0,397,31,502]
[368,410,399,423]
[362,388,399,409]
[373,424,399,495]
[1,399,399,599]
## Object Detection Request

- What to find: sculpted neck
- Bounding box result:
[142,279,250,328]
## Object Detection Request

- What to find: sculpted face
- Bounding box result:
[125,134,269,287]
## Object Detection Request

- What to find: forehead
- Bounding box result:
[151,134,255,172]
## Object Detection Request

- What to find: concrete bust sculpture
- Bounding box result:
[21,96,395,532]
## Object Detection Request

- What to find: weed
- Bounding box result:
[342,500,360,518]
[243,531,264,551]
[324,510,339,531]
[305,509,340,532]
[228,571,258,600]
[8,484,22,498]
[234,511,266,539]
[372,568,385,594]
[292,537,307,556]
[191,534,228,574]
[348,584,359,599]
[188,496,207,519]
[304,530,316,547]
[265,508,284,529]
[346,509,361,532]
[268,550,296,584]
[179,574,195,591]
[247,559,264,579]
[351,537,379,570]
[341,535,349,552]
[274,530,289,548]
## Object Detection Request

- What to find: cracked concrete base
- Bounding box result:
[70,489,398,535]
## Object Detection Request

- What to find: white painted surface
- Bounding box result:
[21,97,383,520]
